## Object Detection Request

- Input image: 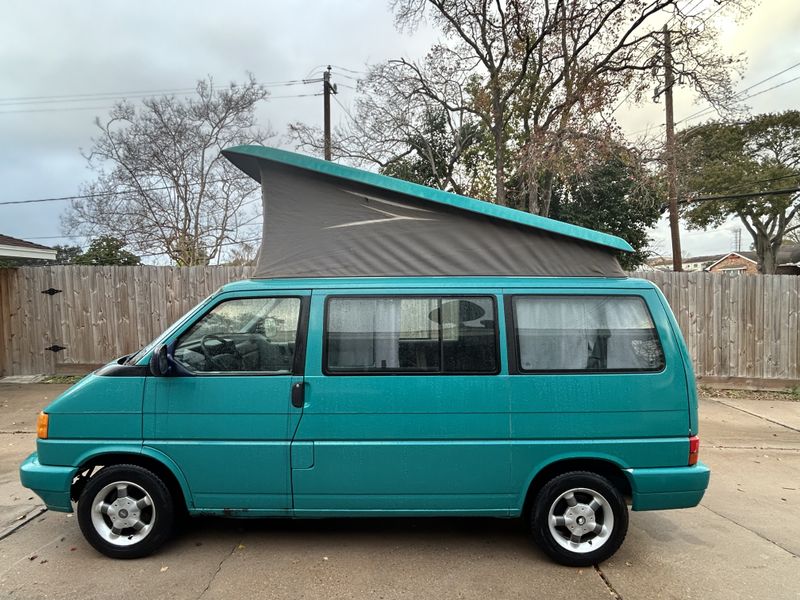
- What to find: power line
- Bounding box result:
[689,186,800,203]
[675,73,800,126]
[332,94,357,124]
[136,236,263,258]
[610,0,706,116]
[0,104,118,115]
[329,65,364,75]
[0,88,197,107]
[0,92,323,115]
[266,93,323,99]
[629,64,800,136]
[721,173,800,195]
[0,79,320,106]
[9,234,85,240]
[332,71,361,82]
[0,176,253,206]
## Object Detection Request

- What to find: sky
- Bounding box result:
[1,0,799,262]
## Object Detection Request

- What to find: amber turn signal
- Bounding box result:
[36,412,49,439]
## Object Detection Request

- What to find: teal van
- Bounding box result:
[20,148,709,567]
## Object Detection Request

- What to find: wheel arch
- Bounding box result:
[519,455,633,518]
[70,448,193,511]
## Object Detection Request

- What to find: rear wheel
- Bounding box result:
[531,471,628,567]
[77,464,174,559]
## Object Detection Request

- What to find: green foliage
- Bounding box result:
[677,111,800,273]
[550,158,662,270]
[0,239,136,268]
[0,244,80,267]
[53,245,83,264]
[380,108,482,193]
[72,236,141,266]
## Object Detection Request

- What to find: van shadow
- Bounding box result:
[171,515,540,557]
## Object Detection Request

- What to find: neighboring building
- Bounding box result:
[705,246,800,275]
[0,234,56,261]
[647,244,800,275]
[646,254,721,272]
[704,252,759,274]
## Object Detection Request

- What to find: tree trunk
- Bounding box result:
[491,94,506,206]
[527,170,539,214]
[539,172,555,217]
[526,170,555,217]
[755,233,779,274]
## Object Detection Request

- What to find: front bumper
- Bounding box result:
[628,461,710,511]
[19,452,75,512]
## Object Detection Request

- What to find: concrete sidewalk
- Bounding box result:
[0,383,798,599]
[0,384,69,531]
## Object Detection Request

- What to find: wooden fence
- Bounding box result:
[0,266,255,377]
[1,266,799,385]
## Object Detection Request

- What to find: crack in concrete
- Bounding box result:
[0,506,47,542]
[700,504,798,559]
[0,430,35,435]
[712,400,800,434]
[197,541,238,599]
[593,564,623,599]
[709,445,800,452]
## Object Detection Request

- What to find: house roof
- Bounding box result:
[705,246,800,269]
[222,145,634,254]
[0,234,57,261]
[705,252,757,271]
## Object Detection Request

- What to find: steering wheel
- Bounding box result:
[200,334,244,371]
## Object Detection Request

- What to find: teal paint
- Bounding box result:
[19,453,74,512]
[142,289,309,512]
[44,374,144,440]
[629,462,710,510]
[291,442,315,470]
[21,276,708,522]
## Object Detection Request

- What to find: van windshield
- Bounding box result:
[124,292,219,365]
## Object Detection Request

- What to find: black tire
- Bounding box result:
[530,471,628,567]
[77,464,174,559]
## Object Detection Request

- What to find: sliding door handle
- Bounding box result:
[291,382,305,409]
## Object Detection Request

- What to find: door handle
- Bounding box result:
[291,382,305,409]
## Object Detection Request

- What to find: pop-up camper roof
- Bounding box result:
[221,146,633,279]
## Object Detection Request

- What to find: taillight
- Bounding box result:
[688,435,700,465]
[37,412,49,439]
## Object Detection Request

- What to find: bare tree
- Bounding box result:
[291,60,482,194]
[64,76,271,265]
[389,0,550,205]
[302,0,748,215]
[514,0,748,215]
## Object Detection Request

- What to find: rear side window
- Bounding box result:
[326,296,498,374]
[512,295,664,372]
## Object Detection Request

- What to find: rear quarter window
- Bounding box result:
[512,295,665,373]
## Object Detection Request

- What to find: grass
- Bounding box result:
[41,375,84,385]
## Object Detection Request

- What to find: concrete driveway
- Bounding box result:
[0,383,798,600]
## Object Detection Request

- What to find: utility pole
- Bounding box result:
[323,66,337,161]
[662,25,683,271]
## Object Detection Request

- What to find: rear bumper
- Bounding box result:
[627,461,710,511]
[19,452,75,513]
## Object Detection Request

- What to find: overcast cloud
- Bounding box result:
[1,0,799,260]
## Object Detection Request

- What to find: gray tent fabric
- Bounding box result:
[223,147,629,279]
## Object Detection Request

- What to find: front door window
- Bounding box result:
[174,296,301,373]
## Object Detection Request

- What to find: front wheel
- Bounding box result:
[77,464,174,559]
[531,471,628,567]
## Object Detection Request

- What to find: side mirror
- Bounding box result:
[149,344,172,377]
